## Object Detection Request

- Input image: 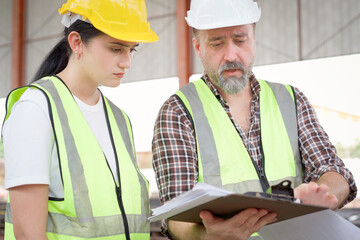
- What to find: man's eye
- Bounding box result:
[235,37,247,44]
[211,42,223,47]
[130,48,138,53]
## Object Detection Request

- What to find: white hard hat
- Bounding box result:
[185,0,261,30]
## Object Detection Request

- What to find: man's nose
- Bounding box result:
[223,41,238,62]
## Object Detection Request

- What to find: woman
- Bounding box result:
[2,0,157,239]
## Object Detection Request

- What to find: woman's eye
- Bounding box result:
[111,48,122,53]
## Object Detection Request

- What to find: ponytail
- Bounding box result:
[32,37,70,82]
[32,20,103,82]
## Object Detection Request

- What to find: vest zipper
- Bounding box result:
[103,96,131,240]
[258,165,270,192]
[248,153,269,192]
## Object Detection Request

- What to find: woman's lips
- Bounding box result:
[113,73,125,78]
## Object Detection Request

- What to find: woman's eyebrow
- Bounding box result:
[109,42,139,48]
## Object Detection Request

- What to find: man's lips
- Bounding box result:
[222,69,242,76]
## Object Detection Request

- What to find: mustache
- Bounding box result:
[219,61,246,74]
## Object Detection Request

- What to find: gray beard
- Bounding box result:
[209,61,251,95]
[218,73,249,94]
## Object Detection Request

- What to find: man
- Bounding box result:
[152,0,357,239]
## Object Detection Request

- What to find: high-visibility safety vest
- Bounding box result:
[176,79,303,240]
[3,76,150,240]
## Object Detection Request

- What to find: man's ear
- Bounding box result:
[192,37,202,58]
[67,31,83,54]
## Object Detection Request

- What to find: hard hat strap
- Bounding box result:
[61,12,91,28]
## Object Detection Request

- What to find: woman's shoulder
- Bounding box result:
[19,87,48,103]
[8,87,50,121]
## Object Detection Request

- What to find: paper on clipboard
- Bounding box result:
[149,183,232,222]
[149,182,327,223]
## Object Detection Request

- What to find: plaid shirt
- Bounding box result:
[152,73,357,236]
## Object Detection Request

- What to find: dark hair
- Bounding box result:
[32,20,104,82]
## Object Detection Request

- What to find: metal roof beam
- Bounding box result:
[176,0,192,88]
[12,0,26,89]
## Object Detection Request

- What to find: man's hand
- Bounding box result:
[199,208,277,240]
[294,182,338,208]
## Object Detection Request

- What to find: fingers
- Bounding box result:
[243,209,277,229]
[294,183,307,198]
[237,209,277,237]
[251,212,277,232]
[199,210,213,221]
[200,210,228,229]
[318,184,338,204]
[307,181,319,192]
[294,182,339,208]
[201,208,276,230]
[242,209,268,227]
[296,182,327,197]
[325,192,338,205]
[317,184,330,194]
[231,208,259,226]
[199,209,276,239]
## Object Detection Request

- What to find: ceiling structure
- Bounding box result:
[1,0,359,97]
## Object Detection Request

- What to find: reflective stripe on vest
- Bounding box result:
[176,79,303,194]
[4,77,150,239]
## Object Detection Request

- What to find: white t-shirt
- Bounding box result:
[2,88,117,198]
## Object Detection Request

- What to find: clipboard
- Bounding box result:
[149,181,328,224]
[167,192,327,224]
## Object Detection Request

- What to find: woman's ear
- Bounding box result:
[68,31,83,55]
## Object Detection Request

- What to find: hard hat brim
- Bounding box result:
[185,17,260,30]
[103,28,159,43]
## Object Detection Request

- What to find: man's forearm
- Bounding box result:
[317,171,350,209]
[168,220,205,240]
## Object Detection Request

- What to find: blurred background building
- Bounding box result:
[0,0,360,238]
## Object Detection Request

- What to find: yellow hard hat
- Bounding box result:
[58,0,158,43]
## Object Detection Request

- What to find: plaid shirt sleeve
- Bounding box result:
[294,86,357,202]
[152,95,199,237]
[152,95,198,204]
